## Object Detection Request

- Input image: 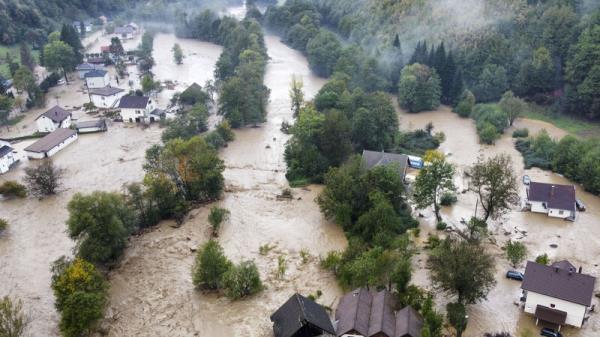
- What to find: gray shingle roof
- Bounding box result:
[270,293,335,337]
[36,106,71,123]
[76,63,96,71]
[0,145,13,157]
[362,150,409,180]
[76,119,106,129]
[118,96,150,109]
[115,26,135,34]
[89,86,124,96]
[395,306,423,337]
[527,182,576,211]
[84,69,108,78]
[25,128,77,153]
[522,261,596,306]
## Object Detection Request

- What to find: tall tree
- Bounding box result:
[446,302,468,337]
[19,42,35,71]
[398,63,441,112]
[289,75,304,118]
[12,66,35,94]
[172,43,184,64]
[498,91,526,126]
[0,296,28,337]
[60,24,84,64]
[413,151,456,222]
[44,41,76,84]
[428,237,496,304]
[192,240,232,290]
[109,37,124,56]
[470,154,519,221]
[24,160,64,197]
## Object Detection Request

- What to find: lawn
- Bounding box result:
[521,103,600,138]
[0,44,41,79]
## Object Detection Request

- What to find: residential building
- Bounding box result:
[526,182,577,220]
[521,260,596,329]
[118,96,156,123]
[35,106,72,133]
[335,288,423,337]
[86,57,106,65]
[114,26,136,40]
[24,128,78,159]
[73,21,92,34]
[362,150,410,182]
[89,86,125,108]
[0,144,19,174]
[76,119,108,133]
[85,69,110,89]
[270,293,336,337]
[76,63,104,79]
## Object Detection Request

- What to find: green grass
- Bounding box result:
[521,103,600,138]
[7,115,25,126]
[0,44,41,79]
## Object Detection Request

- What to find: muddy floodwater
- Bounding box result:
[397,105,600,336]
[102,34,346,337]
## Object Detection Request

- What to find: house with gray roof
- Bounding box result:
[118,96,156,123]
[24,128,78,159]
[335,288,423,337]
[35,106,72,133]
[526,182,577,220]
[362,150,410,182]
[270,293,336,337]
[85,69,110,89]
[89,86,125,108]
[0,144,19,174]
[521,260,596,329]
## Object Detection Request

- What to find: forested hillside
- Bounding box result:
[0,0,136,45]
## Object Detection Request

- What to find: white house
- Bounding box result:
[118,96,156,123]
[89,86,125,108]
[0,143,19,174]
[521,260,596,330]
[76,63,104,79]
[114,26,136,40]
[85,69,110,89]
[24,128,78,159]
[526,182,576,220]
[35,106,72,133]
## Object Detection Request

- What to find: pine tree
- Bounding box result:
[448,68,464,105]
[427,45,435,67]
[19,42,36,71]
[60,24,84,64]
[409,41,421,64]
[393,34,401,48]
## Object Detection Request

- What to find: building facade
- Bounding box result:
[85,70,110,89]
[35,106,72,133]
[89,86,125,108]
[0,144,19,174]
[118,96,156,123]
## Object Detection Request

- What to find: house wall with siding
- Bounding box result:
[36,116,71,133]
[529,201,573,219]
[91,92,125,108]
[120,100,155,123]
[25,133,78,159]
[86,74,110,89]
[524,291,587,328]
[0,151,18,174]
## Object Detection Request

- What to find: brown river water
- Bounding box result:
[1,13,600,337]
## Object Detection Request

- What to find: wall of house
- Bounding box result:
[524,291,587,328]
[86,74,110,89]
[36,116,58,133]
[91,92,124,108]
[548,208,573,219]
[0,152,18,174]
[121,108,146,122]
[529,201,548,214]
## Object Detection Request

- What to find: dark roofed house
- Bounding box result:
[118,96,156,123]
[336,289,423,337]
[271,293,336,337]
[179,82,207,105]
[521,260,596,329]
[362,150,410,182]
[526,182,576,220]
[35,106,72,132]
[24,128,78,159]
[89,86,125,109]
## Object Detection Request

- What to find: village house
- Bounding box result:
[76,119,108,134]
[114,26,136,40]
[76,63,104,79]
[73,21,93,34]
[0,141,19,174]
[35,106,72,133]
[270,293,336,337]
[526,182,577,220]
[24,128,78,159]
[89,86,125,108]
[118,96,156,123]
[85,69,110,89]
[362,150,410,182]
[335,288,423,337]
[521,260,596,330]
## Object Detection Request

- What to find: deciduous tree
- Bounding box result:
[413,151,456,222]
[192,240,232,290]
[24,159,64,197]
[470,154,519,221]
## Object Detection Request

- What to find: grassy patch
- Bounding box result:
[7,115,25,126]
[0,44,40,79]
[288,178,310,188]
[521,103,600,137]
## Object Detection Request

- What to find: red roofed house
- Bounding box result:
[521,260,596,330]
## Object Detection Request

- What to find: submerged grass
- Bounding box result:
[521,103,600,138]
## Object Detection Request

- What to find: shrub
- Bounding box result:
[0,218,8,232]
[478,122,501,144]
[208,207,230,237]
[24,160,64,197]
[0,296,28,337]
[505,240,527,267]
[512,128,529,138]
[0,181,27,198]
[320,251,342,274]
[192,240,231,290]
[535,253,549,265]
[436,221,447,230]
[439,192,457,206]
[204,131,226,149]
[223,260,263,299]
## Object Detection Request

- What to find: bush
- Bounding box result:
[208,207,230,237]
[439,192,457,206]
[0,218,7,232]
[24,160,64,197]
[478,122,501,144]
[0,181,27,198]
[0,296,27,337]
[512,128,529,138]
[192,240,231,290]
[436,221,447,230]
[223,260,263,299]
[535,253,549,265]
[505,240,527,267]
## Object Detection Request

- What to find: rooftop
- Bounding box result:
[527,182,576,211]
[25,128,77,153]
[76,119,106,129]
[362,150,409,177]
[270,293,335,337]
[89,86,124,96]
[76,63,96,71]
[118,96,150,109]
[36,106,71,123]
[522,261,596,306]
[84,69,108,78]
[0,145,14,157]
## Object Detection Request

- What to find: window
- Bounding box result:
[559,210,564,215]
[550,304,556,308]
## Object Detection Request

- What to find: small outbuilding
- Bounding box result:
[85,69,110,89]
[76,119,108,133]
[362,150,410,182]
[89,86,125,108]
[0,144,19,174]
[526,182,577,220]
[24,128,78,159]
[35,106,72,133]
[271,293,336,337]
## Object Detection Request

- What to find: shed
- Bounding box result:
[24,128,78,159]
[271,293,336,337]
[76,119,107,133]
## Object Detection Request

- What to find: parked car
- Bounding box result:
[523,175,531,185]
[506,270,524,281]
[576,198,586,211]
[540,327,562,337]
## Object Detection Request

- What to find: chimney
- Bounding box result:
[555,267,559,272]
[579,266,582,273]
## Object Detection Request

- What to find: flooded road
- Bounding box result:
[397,105,600,336]
[102,34,346,337]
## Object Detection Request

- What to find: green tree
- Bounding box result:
[446,302,468,337]
[51,257,107,337]
[60,24,84,64]
[565,25,600,119]
[141,74,158,94]
[192,240,232,290]
[143,172,187,221]
[172,43,184,64]
[470,154,519,222]
[453,89,476,118]
[516,47,556,96]
[472,64,508,103]
[66,191,135,265]
[351,92,399,151]
[498,91,526,126]
[541,5,578,63]
[0,181,26,198]
[289,75,304,118]
[505,240,527,267]
[428,237,496,304]
[398,63,441,112]
[44,41,76,84]
[306,29,342,77]
[223,260,263,299]
[208,206,230,237]
[0,296,27,337]
[19,42,35,71]
[413,151,456,222]
[0,95,14,126]
[23,160,64,197]
[12,66,35,94]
